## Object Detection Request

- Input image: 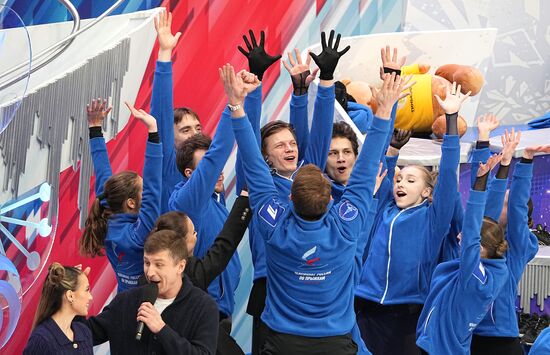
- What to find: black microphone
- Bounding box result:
[136,282,159,341]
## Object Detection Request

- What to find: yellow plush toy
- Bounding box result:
[342,63,483,138]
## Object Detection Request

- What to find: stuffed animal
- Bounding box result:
[341,63,483,138]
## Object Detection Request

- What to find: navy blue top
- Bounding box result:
[24,318,93,355]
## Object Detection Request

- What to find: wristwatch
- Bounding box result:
[227,103,242,112]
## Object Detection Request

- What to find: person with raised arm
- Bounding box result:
[79,99,162,292]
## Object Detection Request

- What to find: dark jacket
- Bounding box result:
[24,318,93,355]
[87,277,219,355]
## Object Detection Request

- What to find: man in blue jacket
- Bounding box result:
[222,57,410,352]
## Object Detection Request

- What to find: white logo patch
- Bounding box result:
[472,262,487,284]
[338,200,359,221]
[259,200,285,227]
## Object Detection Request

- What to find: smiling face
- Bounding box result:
[144,249,186,299]
[174,114,202,147]
[264,128,298,178]
[326,137,357,186]
[393,166,432,209]
[67,274,93,317]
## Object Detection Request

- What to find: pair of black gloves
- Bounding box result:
[237,29,350,94]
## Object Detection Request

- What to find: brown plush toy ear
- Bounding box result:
[345,81,373,106]
[435,64,484,96]
[432,114,468,138]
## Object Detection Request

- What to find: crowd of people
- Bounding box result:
[22,10,550,355]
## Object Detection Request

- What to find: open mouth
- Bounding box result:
[396,191,407,197]
[284,156,295,162]
[337,167,346,174]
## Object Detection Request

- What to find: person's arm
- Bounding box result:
[85,293,124,345]
[460,154,502,284]
[306,31,350,170]
[428,82,470,246]
[470,113,499,186]
[506,145,550,276]
[152,10,179,163]
[125,104,163,245]
[484,129,521,220]
[187,194,252,290]
[283,48,319,160]
[168,108,234,218]
[340,73,408,236]
[87,99,113,196]
[155,299,219,355]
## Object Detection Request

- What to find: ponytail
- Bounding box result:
[33,263,81,329]
[80,197,108,257]
[495,239,509,258]
[80,171,140,257]
[481,217,508,259]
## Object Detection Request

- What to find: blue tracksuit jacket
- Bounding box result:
[416,189,509,354]
[239,85,335,282]
[530,327,550,355]
[233,110,390,338]
[356,134,460,305]
[475,162,539,337]
[90,137,162,292]
[168,108,241,317]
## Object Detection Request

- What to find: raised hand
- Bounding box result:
[374,162,388,196]
[476,113,499,141]
[379,45,406,79]
[125,101,158,133]
[309,30,350,81]
[500,128,521,165]
[523,145,550,160]
[372,73,415,119]
[283,48,319,95]
[236,69,260,94]
[390,129,412,150]
[477,153,503,177]
[154,10,181,61]
[219,64,255,106]
[434,81,471,114]
[87,98,112,127]
[238,30,282,81]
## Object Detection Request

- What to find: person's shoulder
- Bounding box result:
[24,326,55,353]
[186,282,218,312]
[72,320,92,336]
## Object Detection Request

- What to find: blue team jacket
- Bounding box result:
[530,327,550,355]
[356,134,460,305]
[240,85,335,282]
[150,61,182,214]
[233,109,390,337]
[90,137,162,292]
[168,108,241,317]
[416,189,509,355]
[475,162,539,337]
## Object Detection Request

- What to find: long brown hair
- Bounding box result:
[32,263,82,329]
[80,171,141,256]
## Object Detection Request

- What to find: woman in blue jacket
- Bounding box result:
[355,82,470,354]
[416,153,510,355]
[472,143,550,354]
[79,99,162,293]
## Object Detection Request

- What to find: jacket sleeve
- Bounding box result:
[133,141,163,246]
[303,84,335,171]
[231,115,280,239]
[460,189,488,285]
[506,162,539,279]
[339,116,391,239]
[483,177,508,222]
[470,146,490,187]
[290,93,309,161]
[427,134,460,256]
[85,293,124,345]
[187,196,252,290]
[169,109,234,219]
[156,298,219,355]
[89,137,113,196]
[151,61,181,211]
[236,85,263,193]
[375,155,398,206]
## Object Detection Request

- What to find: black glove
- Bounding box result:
[309,30,350,81]
[445,112,459,136]
[390,129,412,150]
[238,30,282,81]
